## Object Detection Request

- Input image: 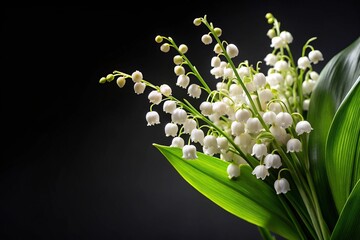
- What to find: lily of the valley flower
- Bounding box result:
[274,178,291,194]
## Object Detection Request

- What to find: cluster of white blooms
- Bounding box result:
[100,13,323,195]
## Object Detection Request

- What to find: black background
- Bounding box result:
[1,2,359,240]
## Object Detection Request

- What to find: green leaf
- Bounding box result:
[154,144,298,240]
[307,37,360,228]
[330,179,360,240]
[326,77,360,212]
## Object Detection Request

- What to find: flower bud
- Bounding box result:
[160,43,170,53]
[173,55,183,65]
[131,70,143,83]
[178,44,188,54]
[116,76,126,88]
[193,18,202,26]
[235,109,251,122]
[201,34,213,45]
[199,101,213,116]
[174,66,185,76]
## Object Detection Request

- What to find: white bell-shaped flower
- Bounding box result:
[160,84,172,97]
[274,178,291,194]
[308,50,324,64]
[245,117,263,134]
[264,53,277,66]
[266,72,284,87]
[182,144,197,159]
[270,125,288,145]
[163,100,177,114]
[212,101,227,116]
[235,109,251,122]
[203,135,219,156]
[170,137,184,148]
[286,138,302,152]
[270,36,286,49]
[252,165,269,180]
[262,111,277,125]
[310,71,319,81]
[251,143,268,159]
[253,72,267,88]
[302,80,316,95]
[211,56,221,67]
[131,70,143,83]
[275,112,293,128]
[274,60,289,71]
[134,82,146,94]
[295,120,313,135]
[199,101,213,116]
[171,108,187,124]
[188,84,201,98]
[237,66,249,79]
[303,99,311,111]
[146,111,160,126]
[217,137,229,150]
[210,66,224,79]
[264,154,282,169]
[297,56,311,70]
[183,119,197,134]
[226,43,239,58]
[190,128,205,145]
[164,123,178,137]
[227,163,240,179]
[279,31,293,44]
[176,74,190,88]
[148,90,162,105]
[231,121,245,136]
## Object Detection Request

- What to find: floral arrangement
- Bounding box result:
[99,13,360,240]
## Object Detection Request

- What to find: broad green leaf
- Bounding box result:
[154,144,298,240]
[330,179,360,240]
[326,77,360,212]
[307,37,360,228]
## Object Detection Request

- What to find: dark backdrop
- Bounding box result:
[1,2,359,240]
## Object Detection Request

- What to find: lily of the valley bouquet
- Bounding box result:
[100,13,360,240]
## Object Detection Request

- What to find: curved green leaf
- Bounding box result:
[154,144,298,240]
[326,77,360,212]
[330,179,360,240]
[307,37,360,227]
